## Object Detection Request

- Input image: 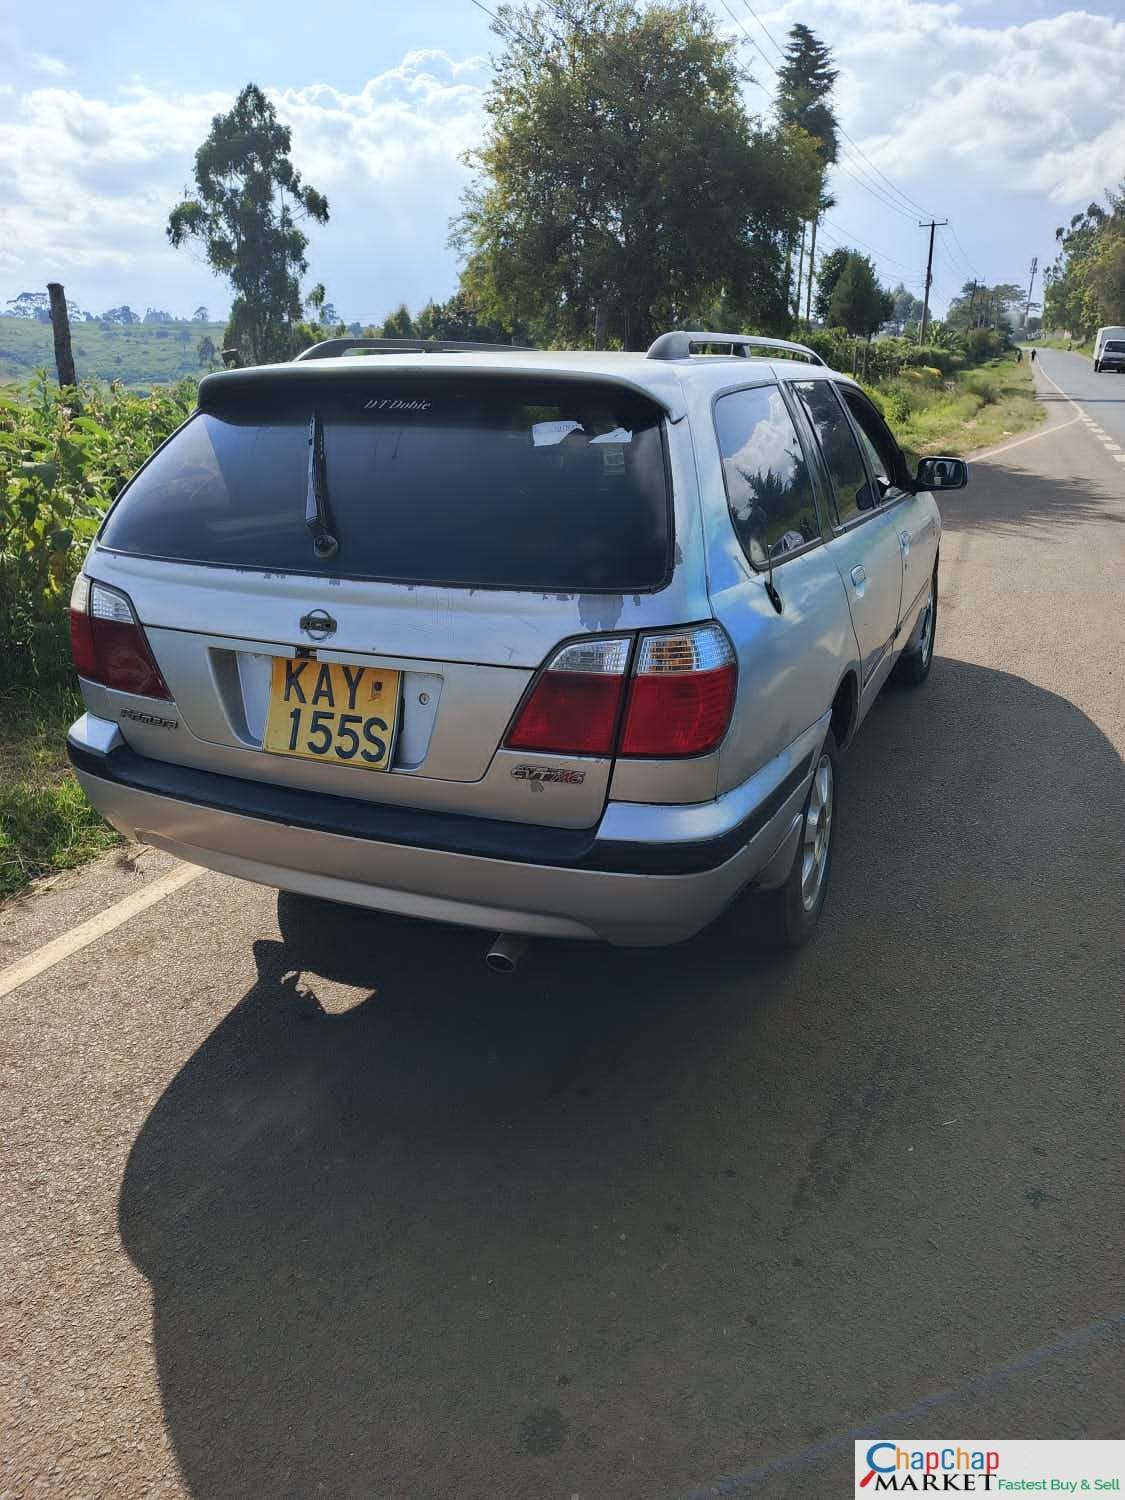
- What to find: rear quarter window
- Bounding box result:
[99,376,673,593]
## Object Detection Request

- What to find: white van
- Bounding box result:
[1093,327,1125,373]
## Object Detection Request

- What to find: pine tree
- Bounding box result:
[776,24,839,165]
[776,25,838,326]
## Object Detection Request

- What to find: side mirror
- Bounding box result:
[915,456,968,491]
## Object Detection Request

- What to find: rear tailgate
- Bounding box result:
[87,367,700,829]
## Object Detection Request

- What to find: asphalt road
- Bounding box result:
[1035,344,1125,448]
[2,362,1123,1499]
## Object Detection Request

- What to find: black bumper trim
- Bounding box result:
[67,740,811,877]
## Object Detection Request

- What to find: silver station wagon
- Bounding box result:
[67,331,966,966]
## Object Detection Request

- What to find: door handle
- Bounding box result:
[850,565,867,587]
[899,529,911,556]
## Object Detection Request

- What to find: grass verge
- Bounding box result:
[0,675,119,899]
[880,357,1042,461]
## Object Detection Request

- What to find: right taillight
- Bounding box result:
[69,575,171,700]
[620,625,736,757]
[505,623,735,761]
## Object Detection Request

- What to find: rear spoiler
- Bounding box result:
[197,359,688,422]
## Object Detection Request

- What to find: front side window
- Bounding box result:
[838,386,906,499]
[714,385,821,564]
[793,379,878,525]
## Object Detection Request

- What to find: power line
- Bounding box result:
[739,0,785,59]
[716,0,776,83]
[835,124,932,219]
[822,217,918,272]
[942,223,980,282]
[833,145,919,220]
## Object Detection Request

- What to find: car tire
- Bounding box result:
[758,730,839,949]
[893,568,937,687]
[1094,361,1100,373]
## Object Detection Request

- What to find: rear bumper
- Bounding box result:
[68,711,825,945]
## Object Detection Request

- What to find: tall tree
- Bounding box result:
[812,246,851,321]
[775,24,838,324]
[454,0,820,348]
[380,304,416,339]
[776,25,838,163]
[827,253,890,338]
[1044,184,1125,336]
[945,280,1023,332]
[168,84,329,365]
[889,283,925,326]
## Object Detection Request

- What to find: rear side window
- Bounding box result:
[714,384,821,562]
[793,380,878,525]
[100,377,671,592]
[1106,341,1125,352]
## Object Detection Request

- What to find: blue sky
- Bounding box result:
[2,0,1123,326]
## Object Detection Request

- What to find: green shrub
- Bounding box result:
[885,389,913,424]
[0,373,197,683]
[961,370,999,405]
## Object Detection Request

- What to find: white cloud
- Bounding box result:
[25,52,70,77]
[0,53,487,317]
[826,6,1125,204]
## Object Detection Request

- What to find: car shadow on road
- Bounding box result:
[117,661,1125,1500]
[945,454,1125,536]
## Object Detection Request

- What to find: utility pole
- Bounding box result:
[918,218,948,344]
[1023,256,1038,334]
[805,214,819,324]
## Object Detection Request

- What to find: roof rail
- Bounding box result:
[293,337,535,361]
[646,331,825,366]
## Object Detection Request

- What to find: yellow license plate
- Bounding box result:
[262,658,400,771]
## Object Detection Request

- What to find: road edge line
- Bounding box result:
[972,412,1080,463]
[0,862,205,1000]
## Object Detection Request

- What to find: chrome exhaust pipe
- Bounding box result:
[485,932,528,974]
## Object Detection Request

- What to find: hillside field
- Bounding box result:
[0,316,227,388]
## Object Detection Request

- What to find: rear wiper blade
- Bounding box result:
[305,410,339,559]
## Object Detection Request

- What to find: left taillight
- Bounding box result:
[69,575,171,700]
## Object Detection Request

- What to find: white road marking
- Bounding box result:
[972,414,1081,462]
[0,862,205,1000]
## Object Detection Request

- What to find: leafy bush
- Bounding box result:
[884,388,913,425]
[961,370,1000,405]
[0,374,197,682]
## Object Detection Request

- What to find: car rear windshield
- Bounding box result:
[99,375,672,592]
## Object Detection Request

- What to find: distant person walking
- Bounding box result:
[1030,348,1037,364]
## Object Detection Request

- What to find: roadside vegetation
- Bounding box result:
[0,315,228,389]
[874,356,1040,460]
[1043,184,1125,340]
[0,376,196,895]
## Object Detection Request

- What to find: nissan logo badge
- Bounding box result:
[299,609,337,640]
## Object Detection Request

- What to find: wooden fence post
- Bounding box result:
[46,283,77,388]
